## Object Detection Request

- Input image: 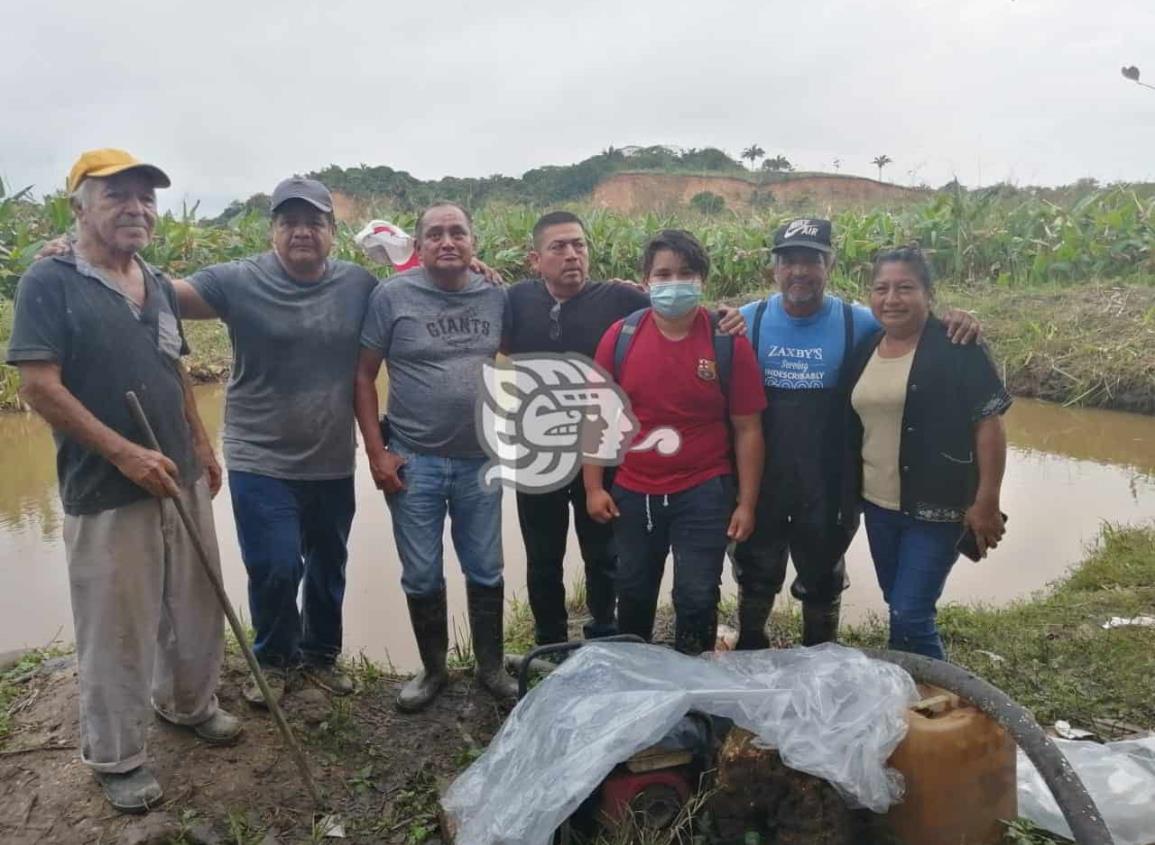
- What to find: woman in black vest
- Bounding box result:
[846,246,1011,659]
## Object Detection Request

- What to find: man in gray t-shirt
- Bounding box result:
[355,202,518,712]
[178,177,377,703]
[188,250,376,479]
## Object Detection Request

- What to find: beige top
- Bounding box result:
[852,347,916,511]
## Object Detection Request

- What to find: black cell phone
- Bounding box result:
[956,512,1008,561]
[378,416,391,447]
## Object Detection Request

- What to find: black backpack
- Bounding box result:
[611,308,734,407]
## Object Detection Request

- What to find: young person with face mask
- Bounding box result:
[583,230,766,654]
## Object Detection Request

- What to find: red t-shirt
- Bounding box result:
[594,307,767,495]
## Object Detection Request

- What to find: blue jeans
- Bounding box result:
[385,442,503,597]
[229,471,356,669]
[862,501,961,660]
[612,475,734,654]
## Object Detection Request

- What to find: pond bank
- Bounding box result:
[1,523,1150,844]
[3,283,1155,413]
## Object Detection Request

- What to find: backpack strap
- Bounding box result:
[612,308,649,381]
[710,311,734,410]
[840,299,854,376]
[750,298,769,362]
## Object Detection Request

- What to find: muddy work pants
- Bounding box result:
[63,479,224,773]
[731,388,851,645]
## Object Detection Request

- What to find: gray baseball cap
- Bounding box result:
[270,176,333,214]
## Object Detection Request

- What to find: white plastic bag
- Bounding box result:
[1018,736,1155,845]
[442,643,918,845]
[354,220,418,270]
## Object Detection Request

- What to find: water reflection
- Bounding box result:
[1,389,1153,669]
[1006,399,1155,478]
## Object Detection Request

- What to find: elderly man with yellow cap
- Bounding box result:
[5,149,240,813]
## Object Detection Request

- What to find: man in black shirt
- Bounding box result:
[506,212,743,646]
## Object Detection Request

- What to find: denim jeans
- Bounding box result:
[862,500,961,660]
[229,471,355,669]
[385,442,503,598]
[517,474,618,645]
[611,475,734,654]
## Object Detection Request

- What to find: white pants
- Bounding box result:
[63,478,224,773]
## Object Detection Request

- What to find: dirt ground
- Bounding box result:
[0,654,511,844]
[589,172,924,214]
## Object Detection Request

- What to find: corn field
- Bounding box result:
[3,180,1154,302]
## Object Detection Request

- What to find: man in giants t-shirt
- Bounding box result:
[355,203,518,712]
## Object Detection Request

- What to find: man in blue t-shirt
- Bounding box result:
[733,218,979,649]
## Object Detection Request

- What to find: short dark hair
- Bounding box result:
[532,211,587,249]
[415,201,473,241]
[872,244,933,294]
[641,229,711,280]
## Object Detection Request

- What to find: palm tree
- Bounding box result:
[761,155,793,172]
[1122,65,1155,91]
[833,158,842,173]
[741,144,765,171]
[872,155,894,181]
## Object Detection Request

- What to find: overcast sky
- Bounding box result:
[2,0,1153,215]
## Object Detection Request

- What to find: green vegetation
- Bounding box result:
[838,523,1155,730]
[0,646,69,742]
[690,191,727,216]
[941,284,1155,413]
[5,179,1154,302]
[216,144,752,218]
[4,174,1155,411]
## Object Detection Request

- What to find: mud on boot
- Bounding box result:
[801,597,842,646]
[397,589,449,713]
[94,766,164,814]
[466,582,518,701]
[736,589,775,651]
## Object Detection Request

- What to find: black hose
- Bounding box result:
[862,648,1113,845]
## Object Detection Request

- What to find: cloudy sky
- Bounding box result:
[2,0,1153,215]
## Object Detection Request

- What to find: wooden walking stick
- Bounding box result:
[125,391,324,809]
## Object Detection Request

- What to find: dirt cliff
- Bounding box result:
[591,171,926,214]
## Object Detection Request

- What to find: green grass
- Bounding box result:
[839,522,1155,730]
[504,524,1155,733]
[940,284,1155,413]
[0,645,70,743]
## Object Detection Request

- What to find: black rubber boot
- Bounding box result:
[735,588,775,651]
[466,582,518,701]
[801,597,842,646]
[674,610,719,656]
[396,590,449,713]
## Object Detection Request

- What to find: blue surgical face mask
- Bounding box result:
[649,280,702,318]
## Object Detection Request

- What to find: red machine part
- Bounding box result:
[598,766,694,829]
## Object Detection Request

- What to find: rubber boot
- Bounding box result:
[801,597,842,646]
[396,590,449,713]
[674,610,719,656]
[735,589,774,651]
[466,582,518,701]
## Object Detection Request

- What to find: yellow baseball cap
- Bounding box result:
[67,148,171,193]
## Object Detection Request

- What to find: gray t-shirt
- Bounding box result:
[188,252,379,480]
[360,268,509,457]
[6,255,199,516]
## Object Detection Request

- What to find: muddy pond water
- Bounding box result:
[1,389,1153,670]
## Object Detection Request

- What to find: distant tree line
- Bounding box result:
[210,145,757,222]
